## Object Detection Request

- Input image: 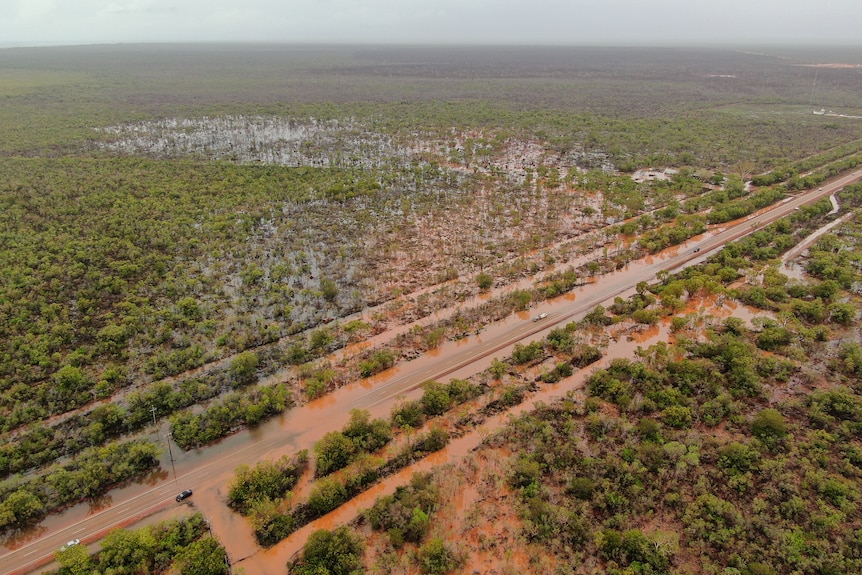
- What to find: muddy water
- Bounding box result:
[234,293,763,574]
[1,218,772,573]
[781,261,808,283]
[778,211,856,283]
[4,238,691,567]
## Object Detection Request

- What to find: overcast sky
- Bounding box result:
[1,0,859,47]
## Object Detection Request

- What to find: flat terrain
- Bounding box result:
[2,44,862,575]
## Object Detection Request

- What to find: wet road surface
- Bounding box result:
[3,170,860,574]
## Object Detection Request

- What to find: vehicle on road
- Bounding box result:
[175,489,193,502]
[59,539,80,552]
[532,312,548,322]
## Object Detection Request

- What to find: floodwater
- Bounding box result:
[4,188,831,572]
[779,211,856,282]
[233,292,767,574]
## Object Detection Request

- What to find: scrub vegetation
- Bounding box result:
[280,187,862,573]
[49,513,228,575]
[3,43,862,574]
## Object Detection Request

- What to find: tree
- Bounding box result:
[661,406,693,429]
[342,409,391,452]
[476,272,493,291]
[320,278,339,302]
[717,442,759,475]
[569,477,595,500]
[546,328,574,353]
[488,358,508,379]
[53,365,90,396]
[228,452,307,514]
[755,326,792,351]
[511,341,543,364]
[309,328,334,351]
[509,456,542,489]
[98,528,158,574]
[173,536,229,575]
[229,351,259,386]
[417,537,460,575]
[56,543,94,575]
[314,431,355,476]
[0,489,44,528]
[508,289,532,311]
[391,400,425,429]
[582,305,611,326]
[683,494,743,549]
[176,296,203,320]
[358,349,396,377]
[308,477,348,516]
[751,408,788,445]
[406,506,431,543]
[293,526,364,575]
[829,302,856,325]
[420,381,451,416]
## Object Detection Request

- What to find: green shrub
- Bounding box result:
[417,537,460,575]
[293,527,364,575]
[307,477,349,516]
[391,400,425,429]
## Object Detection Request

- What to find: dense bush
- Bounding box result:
[0,439,159,531]
[289,526,364,575]
[511,341,544,365]
[53,513,225,575]
[358,349,397,378]
[227,451,308,514]
[170,382,292,450]
[314,409,392,477]
[366,472,440,546]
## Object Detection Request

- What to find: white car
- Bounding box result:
[60,539,80,552]
[533,312,548,322]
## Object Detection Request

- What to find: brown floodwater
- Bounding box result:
[3,204,807,573]
[778,211,856,282]
[1,232,705,573]
[233,292,764,574]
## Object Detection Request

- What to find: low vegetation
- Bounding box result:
[4,43,862,575]
[227,451,309,515]
[0,439,159,531]
[324,191,862,572]
[51,513,228,575]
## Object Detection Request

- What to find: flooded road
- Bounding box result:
[3,171,858,574]
[232,293,773,575]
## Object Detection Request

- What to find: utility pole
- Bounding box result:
[163,433,177,483]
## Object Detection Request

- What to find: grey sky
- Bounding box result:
[1,0,859,47]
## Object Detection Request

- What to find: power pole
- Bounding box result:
[163,433,177,483]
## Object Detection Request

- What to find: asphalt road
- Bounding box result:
[3,170,860,574]
[350,169,862,408]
